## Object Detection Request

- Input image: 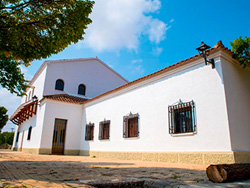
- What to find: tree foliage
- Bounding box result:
[0,132,14,145]
[230,35,250,68]
[0,106,8,131]
[0,0,94,95]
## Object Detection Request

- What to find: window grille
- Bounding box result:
[99,120,110,140]
[168,100,196,134]
[27,126,32,140]
[123,112,139,138]
[55,79,64,91]
[85,123,94,141]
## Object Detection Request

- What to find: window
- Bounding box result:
[123,112,139,138]
[85,123,94,141]
[168,100,196,134]
[99,120,110,140]
[16,132,19,142]
[27,126,32,140]
[78,84,86,95]
[55,79,64,91]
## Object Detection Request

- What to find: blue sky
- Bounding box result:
[1,0,250,131]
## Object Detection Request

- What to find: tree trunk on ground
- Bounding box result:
[206,164,250,183]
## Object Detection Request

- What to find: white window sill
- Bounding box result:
[124,137,139,140]
[171,132,196,137]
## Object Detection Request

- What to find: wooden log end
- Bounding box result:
[206,165,227,183]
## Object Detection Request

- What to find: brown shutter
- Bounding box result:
[134,117,138,137]
[85,126,88,140]
[106,123,110,139]
[90,126,94,140]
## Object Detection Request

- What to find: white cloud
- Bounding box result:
[132,59,143,64]
[20,66,33,80]
[78,0,169,52]
[170,18,174,23]
[148,19,168,44]
[152,47,163,55]
[128,59,144,77]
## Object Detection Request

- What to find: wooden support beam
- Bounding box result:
[10,100,38,125]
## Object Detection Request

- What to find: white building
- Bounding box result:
[11,42,250,164]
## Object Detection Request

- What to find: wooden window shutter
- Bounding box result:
[103,122,110,139]
[90,126,94,140]
[106,123,110,139]
[134,117,138,137]
[85,126,89,140]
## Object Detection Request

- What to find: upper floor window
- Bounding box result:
[55,79,64,91]
[123,112,139,138]
[78,84,86,95]
[85,123,94,141]
[27,126,32,140]
[168,100,196,135]
[99,120,110,140]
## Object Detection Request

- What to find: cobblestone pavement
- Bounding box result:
[0,149,250,188]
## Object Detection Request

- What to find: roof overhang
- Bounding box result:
[10,99,38,125]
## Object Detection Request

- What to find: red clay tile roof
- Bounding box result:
[84,41,236,104]
[41,41,239,106]
[42,94,88,104]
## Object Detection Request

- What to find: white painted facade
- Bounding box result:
[81,56,232,152]
[13,58,128,153]
[12,46,250,163]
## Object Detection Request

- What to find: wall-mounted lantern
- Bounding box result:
[196,42,215,69]
[32,95,38,102]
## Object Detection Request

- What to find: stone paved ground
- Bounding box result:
[0,149,250,188]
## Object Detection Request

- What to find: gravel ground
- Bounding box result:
[0,149,250,188]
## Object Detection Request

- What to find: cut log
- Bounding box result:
[206,164,250,183]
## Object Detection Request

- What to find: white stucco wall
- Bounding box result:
[81,57,232,152]
[21,66,47,104]
[40,100,83,151]
[43,59,127,98]
[221,58,250,151]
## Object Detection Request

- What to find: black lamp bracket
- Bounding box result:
[206,59,215,69]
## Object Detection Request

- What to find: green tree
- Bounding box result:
[0,132,14,145]
[0,106,8,132]
[0,0,94,96]
[230,35,250,68]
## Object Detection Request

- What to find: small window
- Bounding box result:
[85,123,94,141]
[78,84,86,95]
[55,79,64,91]
[27,126,32,140]
[99,120,110,140]
[168,100,196,134]
[123,112,139,138]
[16,132,19,142]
